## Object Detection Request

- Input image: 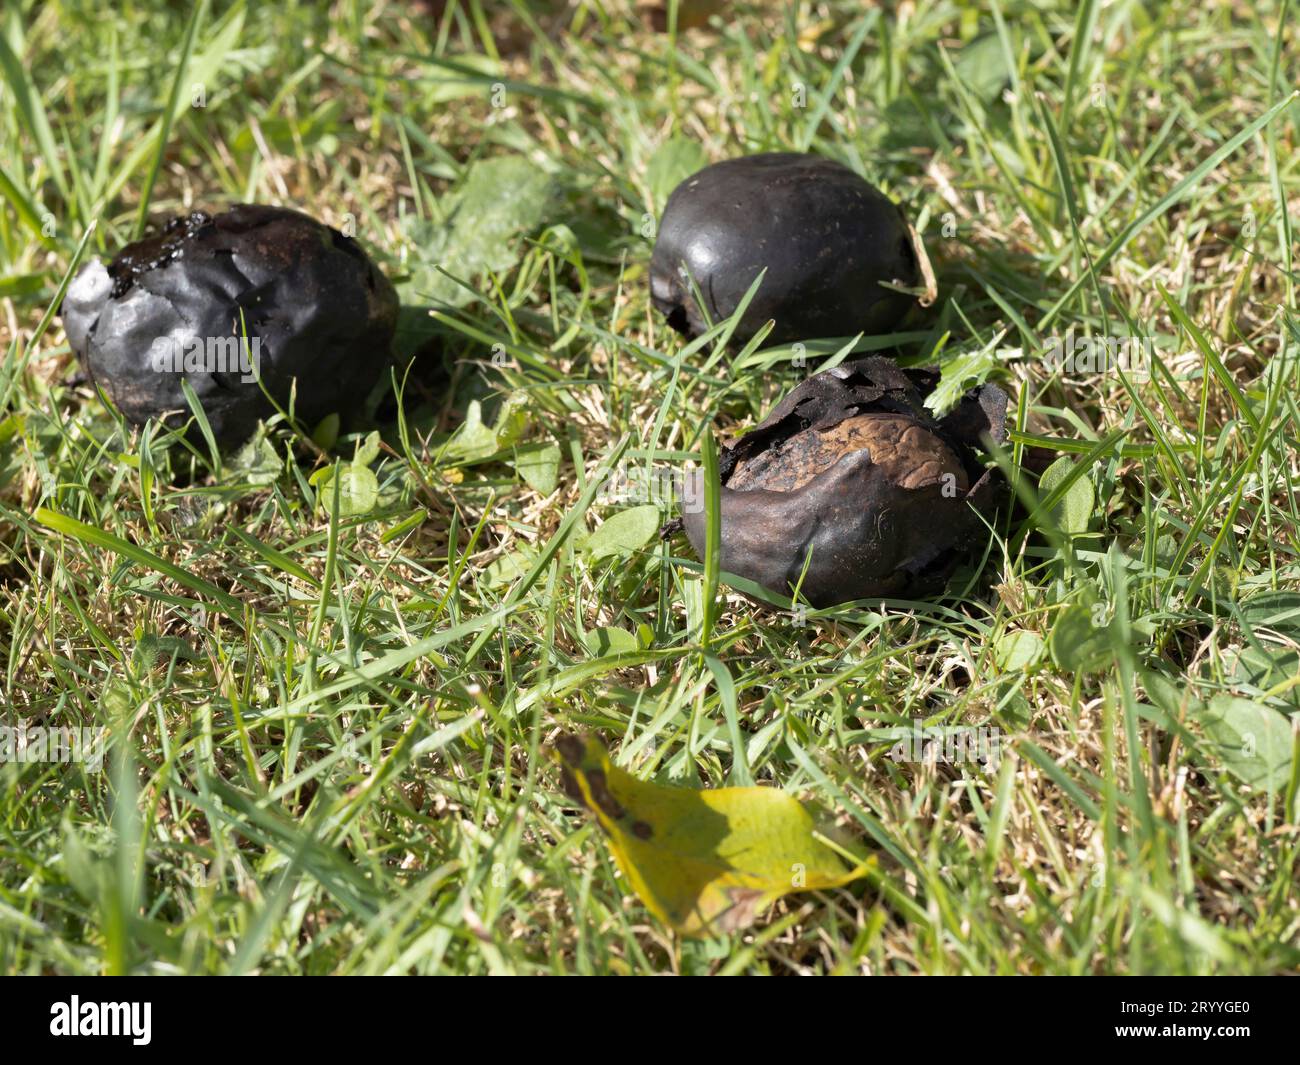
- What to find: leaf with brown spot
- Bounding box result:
[552,733,870,937]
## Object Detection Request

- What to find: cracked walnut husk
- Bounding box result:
[672,357,1008,606]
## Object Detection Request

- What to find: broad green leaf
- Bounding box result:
[512,441,561,495]
[1048,603,1110,674]
[227,429,281,486]
[311,412,340,451]
[442,400,497,463]
[132,632,199,672]
[401,155,555,306]
[583,504,661,560]
[1227,644,1300,711]
[994,629,1044,671]
[645,137,708,212]
[443,393,531,465]
[310,463,379,517]
[1196,696,1293,791]
[353,430,382,468]
[1038,457,1094,535]
[1239,590,1300,636]
[954,33,1014,103]
[482,548,537,588]
[552,734,869,936]
[492,393,530,449]
[581,626,639,657]
[1143,669,1202,717]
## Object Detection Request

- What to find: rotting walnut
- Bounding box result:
[62,205,398,450]
[671,357,1009,607]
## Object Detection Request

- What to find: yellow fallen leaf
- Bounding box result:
[552,733,870,936]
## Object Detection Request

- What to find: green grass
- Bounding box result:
[2,0,1299,974]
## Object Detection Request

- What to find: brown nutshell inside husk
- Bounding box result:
[727,413,969,495]
[677,357,1009,607]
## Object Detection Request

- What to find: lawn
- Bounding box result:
[1,0,1298,975]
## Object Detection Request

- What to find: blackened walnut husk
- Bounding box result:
[62,205,398,449]
[649,153,919,346]
[678,357,1008,607]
